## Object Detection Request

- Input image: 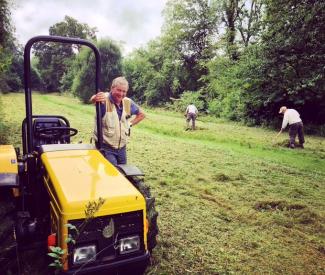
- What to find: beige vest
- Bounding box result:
[94,96,131,149]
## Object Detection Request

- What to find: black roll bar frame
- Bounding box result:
[23,35,103,154]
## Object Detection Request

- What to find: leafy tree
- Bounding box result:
[124,38,183,106]
[49,16,97,49]
[71,39,122,103]
[0,0,16,91]
[5,48,23,92]
[124,0,220,107]
[204,55,246,120]
[123,49,153,103]
[220,0,240,60]
[162,0,218,91]
[236,0,264,47]
[214,0,264,60]
[244,0,325,125]
[30,56,44,91]
[33,16,97,92]
[0,0,12,45]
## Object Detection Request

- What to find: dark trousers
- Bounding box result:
[289,122,304,147]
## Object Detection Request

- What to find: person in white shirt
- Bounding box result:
[277,106,305,148]
[185,103,198,130]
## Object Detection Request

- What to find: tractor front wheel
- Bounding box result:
[131,178,159,252]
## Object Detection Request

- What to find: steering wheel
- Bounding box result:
[35,126,78,139]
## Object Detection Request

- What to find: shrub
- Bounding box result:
[169,91,205,113]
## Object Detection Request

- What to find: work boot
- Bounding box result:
[299,144,304,149]
[289,143,295,149]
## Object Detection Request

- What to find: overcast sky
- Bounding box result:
[12,0,167,55]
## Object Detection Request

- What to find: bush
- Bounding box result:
[168,91,205,113]
[304,124,325,137]
[207,98,223,117]
[204,55,246,121]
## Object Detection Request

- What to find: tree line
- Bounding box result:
[0,0,324,133]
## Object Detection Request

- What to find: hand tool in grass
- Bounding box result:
[273,129,282,144]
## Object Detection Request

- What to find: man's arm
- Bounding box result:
[281,112,289,130]
[90,91,107,104]
[276,114,288,138]
[90,91,107,119]
[130,110,145,126]
[128,100,145,126]
[185,106,189,115]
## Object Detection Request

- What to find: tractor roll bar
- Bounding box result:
[24,35,103,154]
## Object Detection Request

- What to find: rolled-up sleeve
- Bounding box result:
[130,101,140,115]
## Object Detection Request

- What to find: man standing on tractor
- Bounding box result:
[185,103,198,130]
[90,76,145,165]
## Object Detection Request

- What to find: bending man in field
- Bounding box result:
[90,76,145,165]
[277,106,305,149]
[185,103,198,130]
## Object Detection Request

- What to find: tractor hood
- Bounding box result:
[40,144,145,219]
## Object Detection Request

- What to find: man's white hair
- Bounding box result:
[111,76,129,90]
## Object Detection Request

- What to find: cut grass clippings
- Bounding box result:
[0,93,324,274]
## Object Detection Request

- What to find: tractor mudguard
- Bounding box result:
[117,164,144,177]
[0,145,19,187]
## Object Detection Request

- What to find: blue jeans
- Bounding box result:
[101,144,127,166]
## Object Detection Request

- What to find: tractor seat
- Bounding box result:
[33,117,70,149]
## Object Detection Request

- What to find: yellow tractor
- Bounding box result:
[0,36,158,274]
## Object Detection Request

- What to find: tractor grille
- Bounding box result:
[67,210,144,267]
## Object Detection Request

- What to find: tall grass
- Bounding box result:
[1,93,324,274]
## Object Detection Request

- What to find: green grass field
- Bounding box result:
[1,93,325,274]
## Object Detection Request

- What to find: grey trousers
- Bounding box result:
[186,113,197,129]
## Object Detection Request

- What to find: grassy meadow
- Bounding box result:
[0,93,325,274]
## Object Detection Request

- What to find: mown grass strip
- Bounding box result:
[142,126,325,174]
[1,93,324,274]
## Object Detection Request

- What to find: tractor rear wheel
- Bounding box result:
[0,189,18,273]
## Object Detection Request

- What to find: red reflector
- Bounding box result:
[47,233,56,249]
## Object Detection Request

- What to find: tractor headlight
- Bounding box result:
[119,236,140,254]
[73,245,96,265]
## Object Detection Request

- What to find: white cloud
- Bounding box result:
[12,0,167,55]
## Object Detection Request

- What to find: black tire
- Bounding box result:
[0,189,18,274]
[146,196,158,252]
[130,178,159,252]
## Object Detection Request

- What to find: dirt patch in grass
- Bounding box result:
[289,208,321,225]
[212,173,231,182]
[254,200,323,227]
[254,200,306,211]
[318,246,325,255]
[200,193,233,210]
